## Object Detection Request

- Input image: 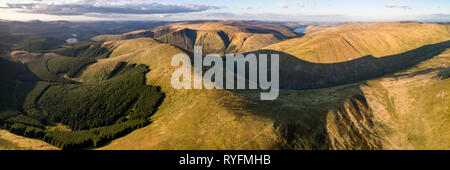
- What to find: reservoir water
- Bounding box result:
[294,27,307,34]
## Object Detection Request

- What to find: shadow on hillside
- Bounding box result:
[254,40,450,90]
[0,57,40,112]
[222,40,450,149]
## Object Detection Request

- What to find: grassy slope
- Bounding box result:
[93,22,450,150]
[265,22,450,63]
[0,130,58,150]
[354,49,450,149]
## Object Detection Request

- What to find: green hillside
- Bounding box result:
[17,35,64,52]
[51,42,111,59]
[0,52,164,149]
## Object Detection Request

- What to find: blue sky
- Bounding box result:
[0,0,449,22]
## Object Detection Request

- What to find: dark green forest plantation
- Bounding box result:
[0,41,164,149]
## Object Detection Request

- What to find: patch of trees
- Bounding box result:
[0,58,164,149]
[46,57,97,78]
[25,56,95,83]
[17,35,64,52]
[43,119,148,150]
[26,58,75,83]
[22,81,53,111]
[51,42,111,59]
[39,64,163,130]
[0,112,45,138]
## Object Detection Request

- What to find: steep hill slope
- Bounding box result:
[92,22,450,150]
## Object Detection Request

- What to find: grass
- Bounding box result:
[0,134,26,150]
[0,129,57,150]
[265,22,450,63]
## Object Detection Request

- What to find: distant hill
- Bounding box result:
[90,20,298,55]
[154,20,297,55]
[91,30,155,42]
[17,35,65,53]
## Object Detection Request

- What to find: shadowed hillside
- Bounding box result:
[255,40,450,89]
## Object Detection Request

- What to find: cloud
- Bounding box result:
[278,2,288,8]
[6,1,218,15]
[386,3,411,10]
[297,1,305,8]
[171,12,352,22]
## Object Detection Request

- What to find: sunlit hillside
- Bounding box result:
[266,22,450,63]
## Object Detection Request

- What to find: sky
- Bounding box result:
[0,0,449,22]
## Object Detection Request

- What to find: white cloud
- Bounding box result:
[297,1,305,8]
[6,0,218,15]
[386,3,411,10]
[278,2,288,8]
